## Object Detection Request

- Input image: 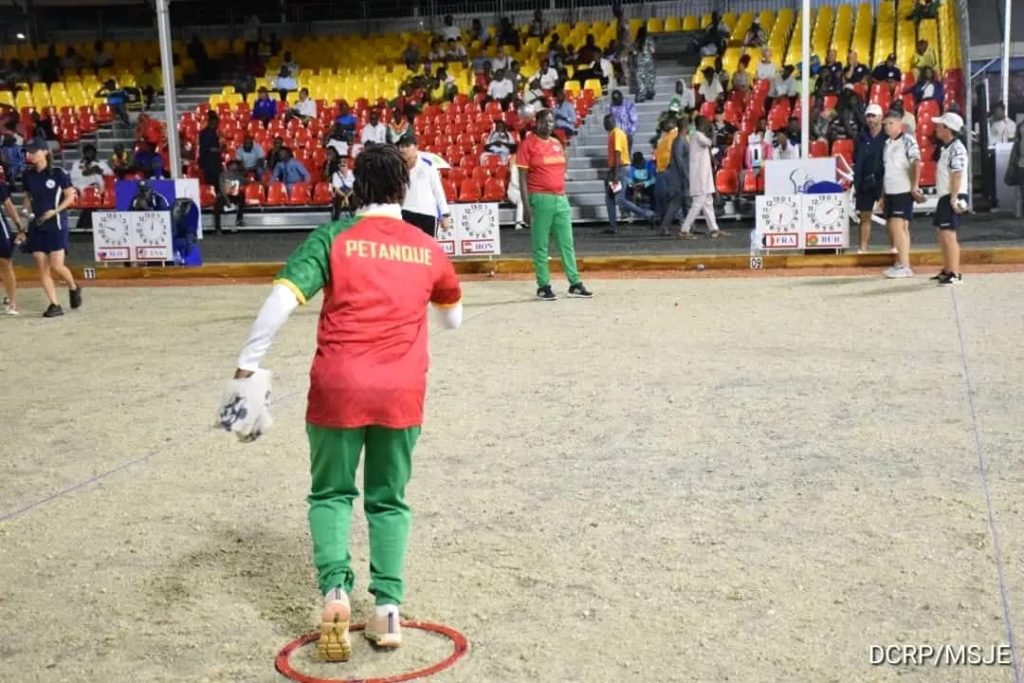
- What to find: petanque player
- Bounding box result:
[216,144,463,661]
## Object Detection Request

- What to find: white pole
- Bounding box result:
[1002,0,1012,106]
[155,0,181,179]
[801,0,810,159]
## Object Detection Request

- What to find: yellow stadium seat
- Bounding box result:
[583,78,603,96]
[665,16,681,32]
[683,16,698,31]
[647,17,664,33]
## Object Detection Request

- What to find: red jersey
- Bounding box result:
[275,209,462,429]
[516,132,566,194]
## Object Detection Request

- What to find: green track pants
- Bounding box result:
[306,423,420,606]
[529,192,581,288]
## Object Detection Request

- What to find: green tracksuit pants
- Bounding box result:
[529,192,581,288]
[306,423,420,606]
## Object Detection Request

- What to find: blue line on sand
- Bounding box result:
[951,288,1022,683]
[0,389,305,524]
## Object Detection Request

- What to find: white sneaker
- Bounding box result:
[317,588,352,662]
[884,265,914,279]
[2,304,18,316]
[514,222,526,231]
[364,604,402,649]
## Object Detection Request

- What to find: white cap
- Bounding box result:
[864,104,883,117]
[932,112,964,133]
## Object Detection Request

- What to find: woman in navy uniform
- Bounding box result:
[0,180,26,315]
[22,139,81,317]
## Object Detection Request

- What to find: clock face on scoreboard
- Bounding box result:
[134,212,168,246]
[759,195,800,232]
[805,194,846,233]
[97,213,130,247]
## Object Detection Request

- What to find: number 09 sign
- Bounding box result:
[754,194,849,251]
[437,203,501,257]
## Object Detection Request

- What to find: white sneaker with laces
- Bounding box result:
[3,304,18,316]
[884,265,914,279]
[364,604,402,649]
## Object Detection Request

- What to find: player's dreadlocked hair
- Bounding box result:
[353,144,409,208]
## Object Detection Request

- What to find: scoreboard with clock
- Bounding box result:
[92,211,173,263]
[754,194,850,251]
[442,203,501,257]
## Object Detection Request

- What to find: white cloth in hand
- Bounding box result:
[216,369,274,442]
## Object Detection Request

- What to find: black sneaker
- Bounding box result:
[937,272,962,286]
[536,285,557,301]
[43,304,64,318]
[567,282,593,298]
[69,285,82,309]
[930,270,950,281]
[601,228,619,235]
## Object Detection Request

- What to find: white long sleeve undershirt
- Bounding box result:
[237,284,299,371]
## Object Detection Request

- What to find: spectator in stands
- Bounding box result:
[774,132,800,160]
[536,58,560,91]
[554,90,577,138]
[251,88,277,126]
[491,45,512,72]
[907,0,937,22]
[287,87,317,122]
[818,49,844,95]
[756,49,777,82]
[439,15,461,42]
[330,155,355,220]
[854,103,886,252]
[609,89,638,147]
[402,42,421,70]
[627,151,656,207]
[911,67,943,108]
[713,56,731,92]
[732,55,752,94]
[335,102,358,140]
[811,107,831,141]
[266,136,287,170]
[427,38,446,63]
[481,120,517,164]
[61,47,81,71]
[633,27,656,103]
[218,160,246,232]
[486,68,516,109]
[654,116,678,175]
[93,41,113,69]
[136,113,166,148]
[69,143,112,191]
[136,61,160,110]
[109,143,131,179]
[668,79,696,116]
[613,5,631,52]
[844,50,869,85]
[697,67,724,105]
[892,99,917,134]
[742,121,772,192]
[872,54,902,94]
[387,109,410,145]
[768,65,798,108]
[359,109,387,153]
[986,102,1016,208]
[198,112,222,187]
[744,19,767,48]
[784,116,802,148]
[603,114,655,234]
[273,65,297,101]
[29,111,57,151]
[243,44,265,79]
[837,84,866,128]
[523,74,547,111]
[0,135,24,186]
[528,9,549,39]
[444,39,468,63]
[325,124,350,158]
[473,61,493,95]
[700,11,729,57]
[235,135,266,176]
[678,116,724,238]
[95,79,129,126]
[187,35,210,74]
[910,40,937,78]
[271,147,310,189]
[322,146,341,180]
[397,135,449,237]
[470,18,490,45]
[657,115,691,235]
[133,141,165,179]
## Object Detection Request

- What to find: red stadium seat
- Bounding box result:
[917,100,940,120]
[493,166,510,183]
[471,166,491,185]
[200,183,217,208]
[831,138,854,165]
[441,178,458,202]
[715,169,739,194]
[699,101,717,119]
[312,182,332,206]
[458,179,481,202]
[919,161,936,187]
[264,182,287,206]
[460,154,479,169]
[100,190,115,209]
[245,183,266,206]
[76,186,102,209]
[722,146,744,171]
[809,139,829,158]
[287,182,311,205]
[449,167,467,185]
[741,170,759,194]
[481,177,505,202]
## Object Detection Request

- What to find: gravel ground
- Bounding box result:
[0,274,1021,683]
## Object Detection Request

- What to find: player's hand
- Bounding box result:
[39,210,56,222]
[952,195,968,214]
[875,197,884,213]
[12,229,25,244]
[216,368,273,443]
[911,189,924,203]
[439,215,451,231]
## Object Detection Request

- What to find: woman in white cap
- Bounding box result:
[930,112,969,285]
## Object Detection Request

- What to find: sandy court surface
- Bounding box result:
[0,274,1022,682]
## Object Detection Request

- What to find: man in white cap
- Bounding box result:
[853,103,886,252]
[881,109,923,278]
[930,112,969,285]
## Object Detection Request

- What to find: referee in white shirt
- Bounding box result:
[397,135,450,237]
[931,113,969,285]
[881,110,923,278]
